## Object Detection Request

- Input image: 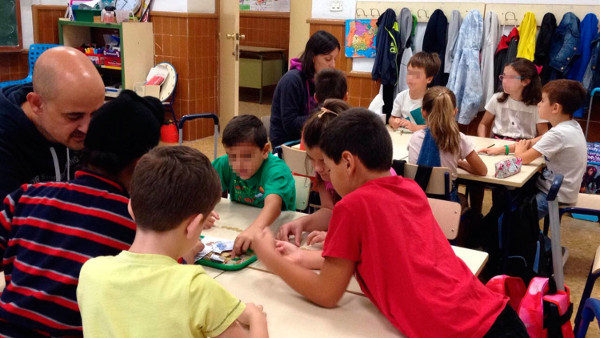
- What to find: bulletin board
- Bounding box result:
[0,0,22,51]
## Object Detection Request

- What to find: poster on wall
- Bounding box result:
[239,0,290,12]
[345,19,377,58]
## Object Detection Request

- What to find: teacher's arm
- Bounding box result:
[277,75,310,139]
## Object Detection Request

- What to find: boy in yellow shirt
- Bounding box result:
[78,146,268,338]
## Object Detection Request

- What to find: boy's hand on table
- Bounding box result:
[478,146,504,155]
[237,303,267,327]
[182,240,205,264]
[515,139,531,155]
[400,120,419,132]
[388,116,402,130]
[251,228,277,258]
[234,226,262,256]
[203,211,220,229]
[275,240,304,265]
[276,220,303,246]
[306,231,326,246]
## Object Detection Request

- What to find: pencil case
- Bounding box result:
[494,157,522,179]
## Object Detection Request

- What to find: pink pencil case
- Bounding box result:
[495,157,522,178]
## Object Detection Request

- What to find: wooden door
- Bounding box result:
[218,0,240,128]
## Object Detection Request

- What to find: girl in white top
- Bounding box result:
[478,58,548,143]
[408,87,487,181]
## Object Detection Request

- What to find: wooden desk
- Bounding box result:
[387,127,544,188]
[239,45,286,103]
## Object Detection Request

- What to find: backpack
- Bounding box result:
[487,275,574,338]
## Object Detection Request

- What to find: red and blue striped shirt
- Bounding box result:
[0,170,135,337]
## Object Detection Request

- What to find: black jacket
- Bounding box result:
[535,13,557,85]
[0,85,75,198]
[422,9,448,86]
[372,8,401,85]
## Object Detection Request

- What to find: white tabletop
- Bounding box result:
[387,127,544,188]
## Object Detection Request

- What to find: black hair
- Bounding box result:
[498,58,542,105]
[320,108,392,171]
[303,98,350,149]
[315,68,347,102]
[299,30,340,80]
[222,114,268,149]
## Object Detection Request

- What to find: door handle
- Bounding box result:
[226,33,245,41]
[226,33,236,40]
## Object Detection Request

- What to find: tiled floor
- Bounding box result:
[180,100,600,336]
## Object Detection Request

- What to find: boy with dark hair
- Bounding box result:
[389,51,441,131]
[314,68,347,103]
[253,108,528,337]
[0,90,163,337]
[77,146,268,337]
[511,79,588,218]
[213,114,295,254]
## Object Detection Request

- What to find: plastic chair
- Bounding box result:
[392,160,452,200]
[280,144,314,212]
[156,62,177,124]
[177,113,219,160]
[0,44,61,88]
[574,244,600,334]
[576,298,600,338]
[427,198,461,240]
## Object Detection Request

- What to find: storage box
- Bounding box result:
[144,85,161,99]
[73,9,102,23]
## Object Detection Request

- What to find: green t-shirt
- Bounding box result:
[212,153,296,211]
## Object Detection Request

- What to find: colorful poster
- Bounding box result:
[239,0,290,12]
[345,19,377,58]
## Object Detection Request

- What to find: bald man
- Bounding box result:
[0,46,105,198]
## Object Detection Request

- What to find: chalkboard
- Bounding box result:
[0,0,22,50]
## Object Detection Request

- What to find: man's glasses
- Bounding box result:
[499,74,524,81]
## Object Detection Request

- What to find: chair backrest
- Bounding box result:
[156,62,177,103]
[427,198,461,240]
[393,160,451,199]
[28,44,61,76]
[293,176,311,211]
[261,115,270,139]
[281,145,314,177]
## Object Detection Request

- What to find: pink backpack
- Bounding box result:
[486,275,574,338]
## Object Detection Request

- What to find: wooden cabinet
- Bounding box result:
[58,20,154,97]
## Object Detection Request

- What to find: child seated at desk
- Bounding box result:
[407,86,487,202]
[483,79,587,219]
[212,115,296,255]
[252,108,527,337]
[388,52,440,132]
[77,146,268,338]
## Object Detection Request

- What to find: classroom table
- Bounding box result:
[239,45,286,103]
[387,126,545,188]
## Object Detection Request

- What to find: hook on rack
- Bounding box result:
[504,11,518,22]
[417,9,429,19]
[370,8,380,18]
[356,8,366,18]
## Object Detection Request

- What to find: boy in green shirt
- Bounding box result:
[212,114,295,255]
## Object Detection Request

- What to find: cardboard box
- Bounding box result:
[144,85,161,99]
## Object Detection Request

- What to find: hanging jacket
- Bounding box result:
[494,27,520,91]
[0,84,74,199]
[270,58,316,148]
[535,13,557,85]
[372,8,401,86]
[447,10,484,125]
[445,10,462,74]
[567,13,598,82]
[480,11,501,111]
[517,12,537,61]
[549,12,581,79]
[586,32,600,93]
[422,9,449,86]
[395,8,413,96]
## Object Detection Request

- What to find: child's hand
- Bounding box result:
[275,240,304,264]
[181,240,205,264]
[306,231,327,246]
[276,220,303,246]
[234,226,262,256]
[251,228,277,258]
[402,120,420,132]
[515,139,531,155]
[478,146,505,155]
[203,211,220,229]
[237,303,267,327]
[389,116,402,129]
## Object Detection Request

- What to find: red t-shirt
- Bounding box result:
[322,176,507,337]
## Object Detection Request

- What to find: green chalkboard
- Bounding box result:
[0,0,22,49]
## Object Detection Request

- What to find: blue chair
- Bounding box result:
[576,298,600,338]
[0,44,61,88]
[177,113,219,160]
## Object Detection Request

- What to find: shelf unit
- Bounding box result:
[58,20,154,97]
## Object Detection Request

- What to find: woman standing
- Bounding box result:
[269,30,340,148]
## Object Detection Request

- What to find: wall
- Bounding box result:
[240,13,290,59]
[289,0,311,60]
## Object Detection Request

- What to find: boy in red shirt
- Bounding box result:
[253,108,528,337]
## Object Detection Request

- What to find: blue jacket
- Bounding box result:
[587,32,600,92]
[372,9,401,86]
[549,12,580,78]
[447,10,483,125]
[567,13,598,82]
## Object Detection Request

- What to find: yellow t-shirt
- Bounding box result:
[77,251,245,338]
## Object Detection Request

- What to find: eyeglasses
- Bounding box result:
[499,74,524,81]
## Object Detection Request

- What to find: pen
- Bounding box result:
[486,144,495,148]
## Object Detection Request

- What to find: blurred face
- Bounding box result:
[537,92,553,121]
[36,93,103,150]
[501,66,529,98]
[406,65,431,92]
[226,143,268,180]
[323,153,351,197]
[313,48,339,74]
[306,146,329,181]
